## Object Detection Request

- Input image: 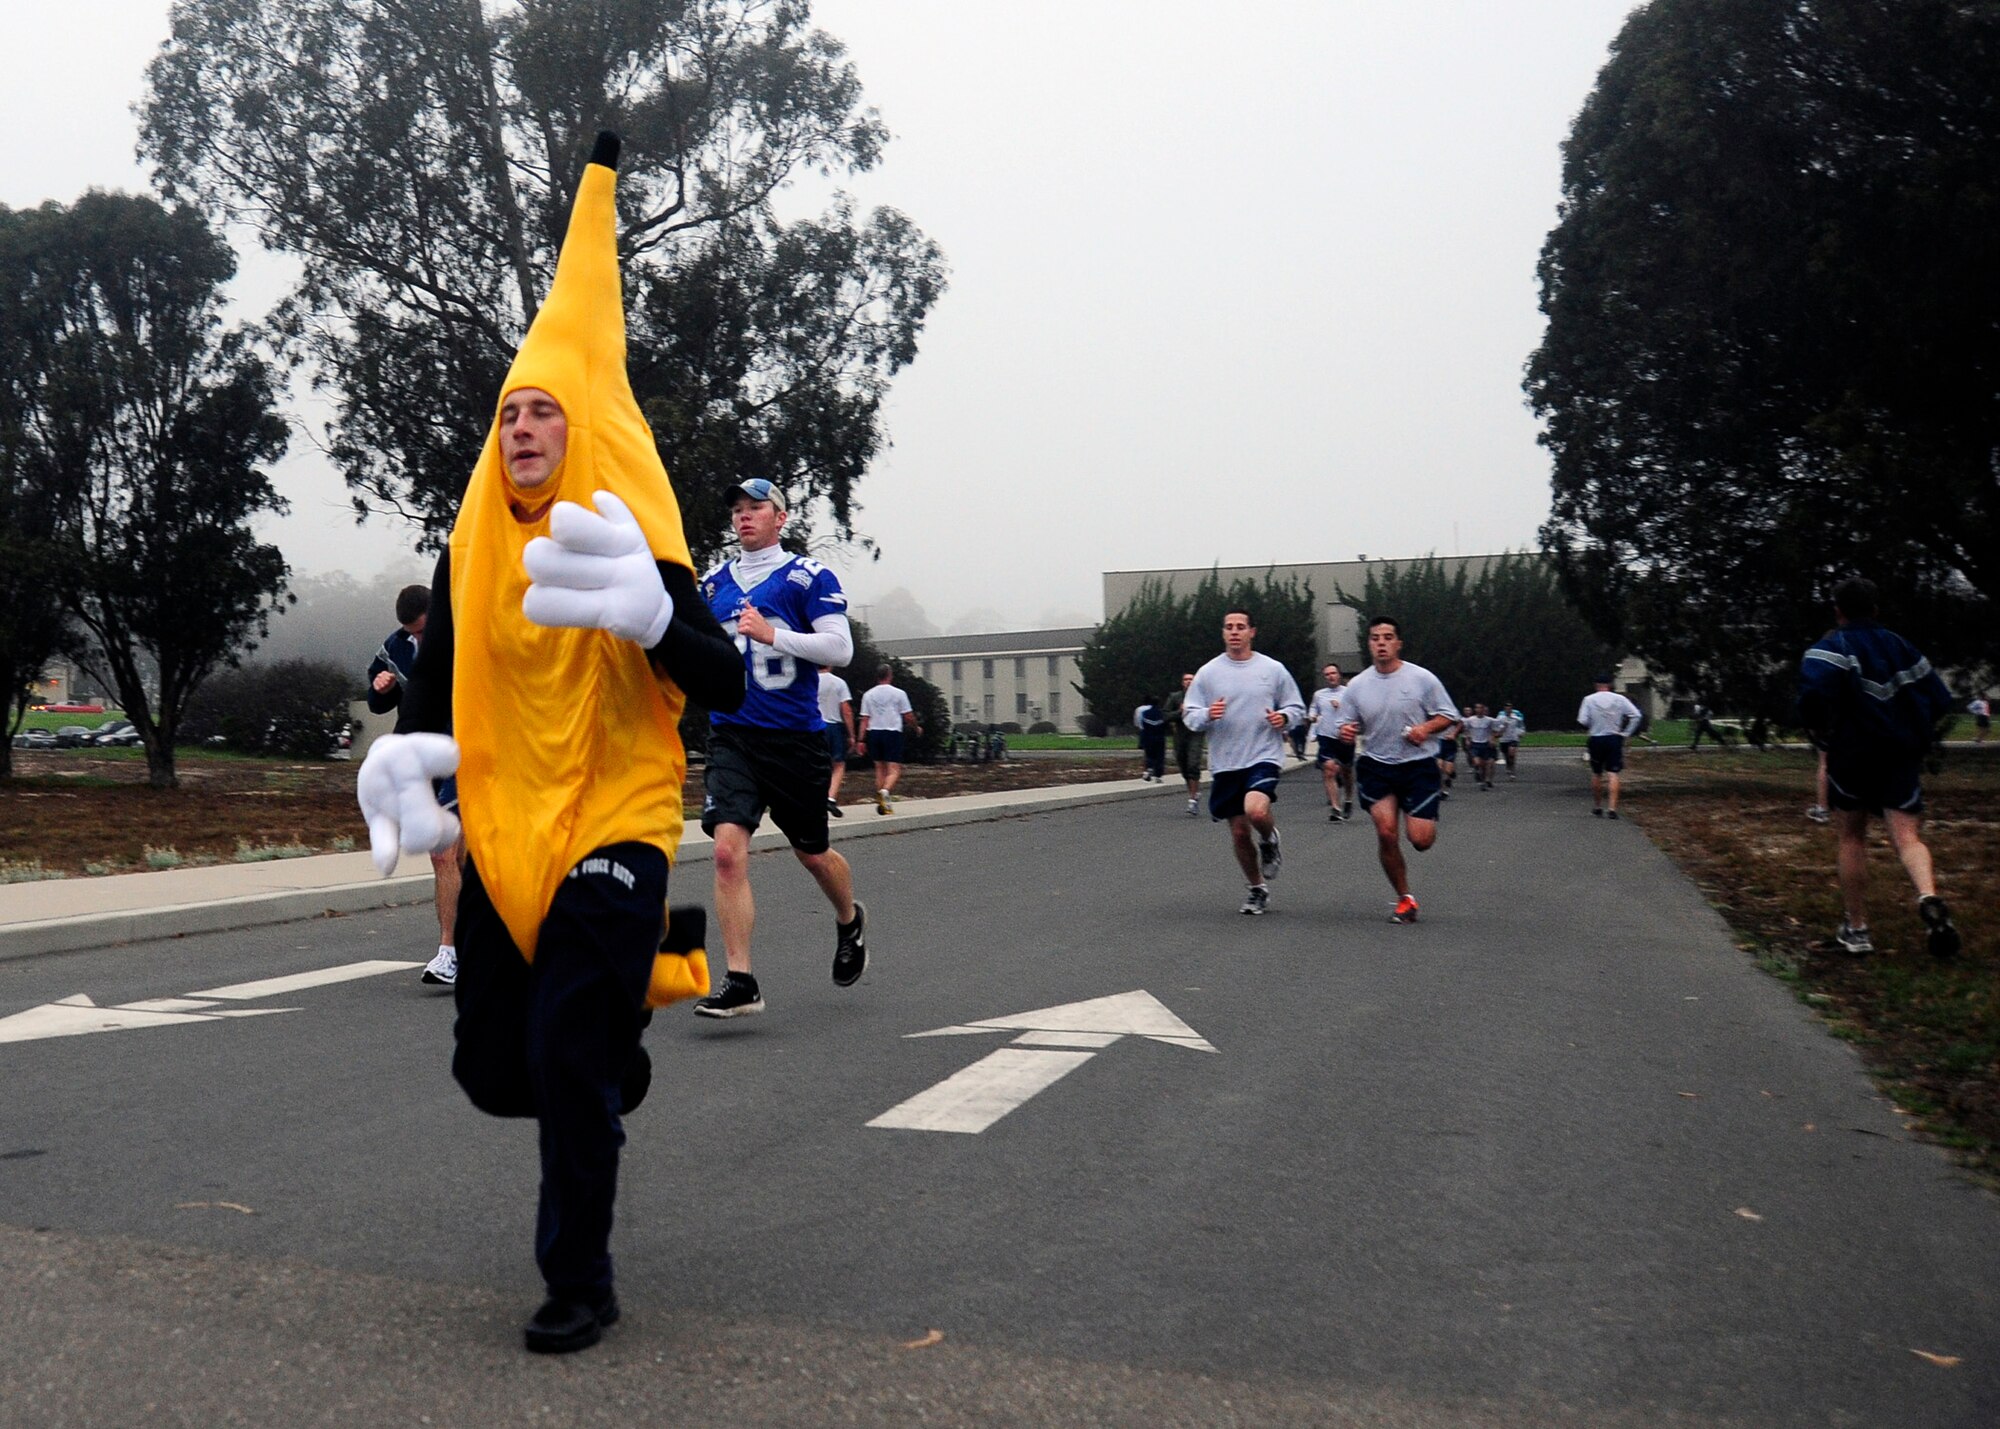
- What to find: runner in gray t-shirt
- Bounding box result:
[1308,663,1355,821]
[1182,608,1306,916]
[1337,616,1460,924]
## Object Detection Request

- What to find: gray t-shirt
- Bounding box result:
[1182,652,1305,773]
[1340,661,1460,765]
[1309,685,1346,737]
[1577,690,1641,737]
[1464,714,1495,744]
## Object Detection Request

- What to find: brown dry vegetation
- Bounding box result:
[0,749,1143,878]
[1619,746,2000,1181]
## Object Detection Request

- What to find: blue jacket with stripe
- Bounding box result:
[1797,620,1950,760]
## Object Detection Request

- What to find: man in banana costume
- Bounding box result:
[357,132,743,1354]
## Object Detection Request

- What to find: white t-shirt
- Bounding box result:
[1577,690,1642,737]
[816,672,852,727]
[1339,661,1460,765]
[1181,652,1306,773]
[1309,685,1345,737]
[1464,715,1495,744]
[859,683,913,732]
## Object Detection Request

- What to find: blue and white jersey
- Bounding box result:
[701,554,848,730]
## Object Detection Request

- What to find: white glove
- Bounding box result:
[522,490,674,646]
[355,732,462,878]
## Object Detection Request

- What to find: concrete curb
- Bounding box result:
[0,776,1184,963]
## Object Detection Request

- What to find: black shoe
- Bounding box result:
[833,901,868,986]
[1239,885,1270,916]
[826,797,845,819]
[524,1291,619,1354]
[1920,895,1960,960]
[1328,806,1341,821]
[1607,810,1620,820]
[1592,807,1604,817]
[693,970,765,1019]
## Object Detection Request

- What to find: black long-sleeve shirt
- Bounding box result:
[405,548,744,736]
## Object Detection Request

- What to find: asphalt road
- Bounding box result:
[3,756,1996,1427]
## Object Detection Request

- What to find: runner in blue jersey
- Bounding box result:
[692,478,868,1018]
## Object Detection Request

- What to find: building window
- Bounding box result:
[1049,690,1062,716]
[951,660,961,682]
[1014,657,1026,679]
[1048,655,1059,677]
[983,694,995,721]
[982,659,994,679]
[953,695,963,717]
[1015,692,1028,716]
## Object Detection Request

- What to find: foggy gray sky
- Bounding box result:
[5,2,1639,633]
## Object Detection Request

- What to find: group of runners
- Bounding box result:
[1176,610,1464,925]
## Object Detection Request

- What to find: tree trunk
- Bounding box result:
[143,734,178,790]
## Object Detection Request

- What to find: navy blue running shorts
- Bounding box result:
[866,729,905,765]
[1469,741,1495,761]
[1209,762,1281,821]
[1826,753,1924,816]
[824,725,848,764]
[1438,738,1458,762]
[1356,755,1443,821]
[1586,734,1625,774]
[1315,736,1355,768]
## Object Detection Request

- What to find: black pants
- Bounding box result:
[1139,730,1167,778]
[452,842,666,1300]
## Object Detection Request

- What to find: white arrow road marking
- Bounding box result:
[0,960,422,1045]
[870,990,1215,1134]
[189,961,421,1000]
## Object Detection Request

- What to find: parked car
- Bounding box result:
[92,720,140,747]
[53,725,96,748]
[11,729,56,750]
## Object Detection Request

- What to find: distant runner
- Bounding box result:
[1577,675,1642,819]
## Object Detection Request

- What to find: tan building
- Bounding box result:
[875,628,1094,732]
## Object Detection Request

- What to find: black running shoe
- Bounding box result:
[833,901,868,986]
[826,797,844,819]
[1258,829,1282,881]
[524,1291,619,1354]
[1920,895,1960,960]
[692,970,764,1019]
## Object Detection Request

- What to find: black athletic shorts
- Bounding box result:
[1438,738,1458,762]
[866,730,905,765]
[1356,755,1443,820]
[1826,752,1924,816]
[701,725,833,854]
[1209,762,1281,821]
[824,725,849,764]
[1315,735,1355,768]
[1469,741,1495,762]
[1586,734,1625,774]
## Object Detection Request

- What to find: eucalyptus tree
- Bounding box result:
[1,192,291,788]
[1527,0,1998,710]
[142,0,946,570]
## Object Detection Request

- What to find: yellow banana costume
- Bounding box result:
[448,133,703,997]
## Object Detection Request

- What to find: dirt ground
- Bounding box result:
[0,749,1144,878]
[1618,746,2000,1181]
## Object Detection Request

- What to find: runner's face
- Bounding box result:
[1367,624,1402,668]
[731,497,785,551]
[1323,666,1339,687]
[1222,615,1254,656]
[499,387,567,490]
[1181,673,1194,690]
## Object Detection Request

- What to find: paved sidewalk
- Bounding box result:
[0,775,1183,962]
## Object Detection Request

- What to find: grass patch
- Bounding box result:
[233,839,317,863]
[143,845,184,869]
[1621,745,2000,1183]
[0,858,66,884]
